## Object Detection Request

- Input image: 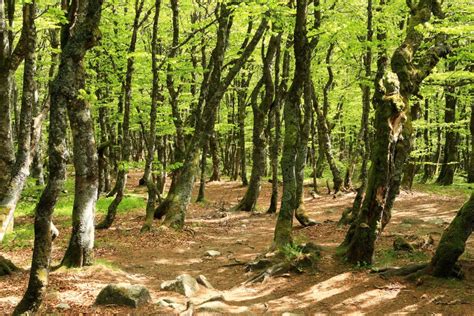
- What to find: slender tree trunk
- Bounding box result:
[141,0,162,232]
[274,0,310,248]
[468,104,474,183]
[209,131,221,181]
[436,67,458,186]
[97,0,144,229]
[14,0,103,310]
[0,0,37,242]
[155,8,267,228]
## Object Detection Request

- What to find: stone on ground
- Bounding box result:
[95,283,151,307]
[196,274,214,289]
[205,250,221,257]
[161,274,200,297]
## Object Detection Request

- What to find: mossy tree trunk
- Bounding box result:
[15,0,103,310]
[59,0,103,268]
[274,0,311,248]
[428,193,474,277]
[341,0,449,265]
[234,35,278,212]
[155,8,267,229]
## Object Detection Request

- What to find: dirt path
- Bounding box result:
[1,177,473,314]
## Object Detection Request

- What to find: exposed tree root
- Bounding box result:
[0,255,19,276]
[373,262,465,281]
[244,242,322,284]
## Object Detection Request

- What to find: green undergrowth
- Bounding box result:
[374,248,430,269]
[2,175,146,249]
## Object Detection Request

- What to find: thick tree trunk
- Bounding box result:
[14,0,97,310]
[59,0,102,268]
[428,193,474,277]
[341,0,449,265]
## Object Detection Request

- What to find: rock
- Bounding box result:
[196,275,214,289]
[157,298,186,311]
[95,283,151,308]
[161,274,200,297]
[205,250,221,257]
[56,303,70,310]
[393,237,414,252]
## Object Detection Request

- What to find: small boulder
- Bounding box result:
[161,274,200,297]
[95,283,151,308]
[205,250,221,257]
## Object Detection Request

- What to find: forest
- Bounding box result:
[0,0,473,314]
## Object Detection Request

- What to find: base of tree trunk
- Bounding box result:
[0,256,19,276]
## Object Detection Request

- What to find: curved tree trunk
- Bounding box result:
[428,193,474,277]
[341,0,449,265]
[14,0,103,310]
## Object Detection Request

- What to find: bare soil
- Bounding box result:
[1,174,473,315]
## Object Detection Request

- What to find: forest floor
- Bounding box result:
[1,171,473,315]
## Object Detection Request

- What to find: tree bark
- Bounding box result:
[436,65,459,186]
[97,0,144,229]
[428,193,474,277]
[141,0,162,232]
[273,0,310,248]
[341,0,449,265]
[468,104,474,183]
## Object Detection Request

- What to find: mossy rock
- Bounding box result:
[95,283,151,308]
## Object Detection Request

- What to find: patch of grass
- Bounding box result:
[96,194,146,215]
[94,258,120,270]
[374,249,429,268]
[2,222,34,250]
[413,179,472,198]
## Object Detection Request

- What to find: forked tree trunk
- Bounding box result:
[14,0,103,310]
[341,0,449,265]
[59,0,102,268]
[155,8,267,228]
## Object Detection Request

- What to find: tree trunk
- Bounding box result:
[97,0,144,229]
[142,0,162,232]
[436,63,458,186]
[209,131,221,181]
[14,0,102,310]
[155,8,267,228]
[429,193,474,277]
[274,0,310,248]
[341,0,449,265]
[468,104,474,183]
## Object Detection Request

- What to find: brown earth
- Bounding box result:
[1,174,473,315]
